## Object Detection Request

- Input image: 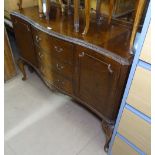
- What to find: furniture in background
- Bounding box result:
[108,3,151,155]
[4,0,38,19]
[4,28,17,81]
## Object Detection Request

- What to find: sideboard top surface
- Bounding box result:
[11,6,133,65]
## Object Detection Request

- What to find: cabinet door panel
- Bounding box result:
[11,16,38,67]
[76,48,121,120]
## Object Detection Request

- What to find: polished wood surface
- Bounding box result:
[75,46,121,120]
[11,16,38,67]
[13,6,133,61]
[11,7,132,151]
[4,28,17,81]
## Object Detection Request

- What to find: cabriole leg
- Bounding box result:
[17,59,27,81]
[102,119,114,152]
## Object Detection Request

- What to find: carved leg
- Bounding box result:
[38,0,44,18]
[108,0,115,24]
[82,0,90,35]
[102,119,114,152]
[17,0,22,10]
[59,0,65,13]
[17,59,27,81]
[96,0,102,24]
[67,0,71,15]
[46,0,50,20]
[74,0,79,32]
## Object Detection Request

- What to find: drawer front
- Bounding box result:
[51,58,73,80]
[36,46,73,80]
[32,27,74,64]
[140,25,151,63]
[118,109,151,155]
[52,72,73,95]
[112,136,139,155]
[32,27,54,52]
[52,37,74,64]
[39,64,54,83]
[127,66,151,117]
[39,65,73,95]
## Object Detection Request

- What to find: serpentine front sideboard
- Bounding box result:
[11,5,133,151]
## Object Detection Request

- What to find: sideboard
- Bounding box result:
[11,5,133,151]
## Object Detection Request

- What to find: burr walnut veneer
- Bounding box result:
[11,6,133,151]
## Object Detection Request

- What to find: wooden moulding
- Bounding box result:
[82,0,90,35]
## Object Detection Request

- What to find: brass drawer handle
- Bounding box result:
[36,35,41,42]
[108,64,113,74]
[27,25,30,32]
[56,64,64,71]
[54,46,63,53]
[79,52,85,57]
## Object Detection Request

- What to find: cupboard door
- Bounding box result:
[11,16,38,67]
[75,47,121,120]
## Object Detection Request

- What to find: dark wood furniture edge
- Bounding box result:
[11,11,132,66]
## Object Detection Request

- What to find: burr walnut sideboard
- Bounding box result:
[11,6,133,151]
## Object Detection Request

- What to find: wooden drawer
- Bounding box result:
[52,72,73,95]
[52,37,74,64]
[32,27,74,64]
[127,66,151,117]
[39,65,73,95]
[51,58,73,80]
[140,25,151,63]
[32,27,54,52]
[36,46,73,80]
[112,136,139,155]
[118,109,151,155]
